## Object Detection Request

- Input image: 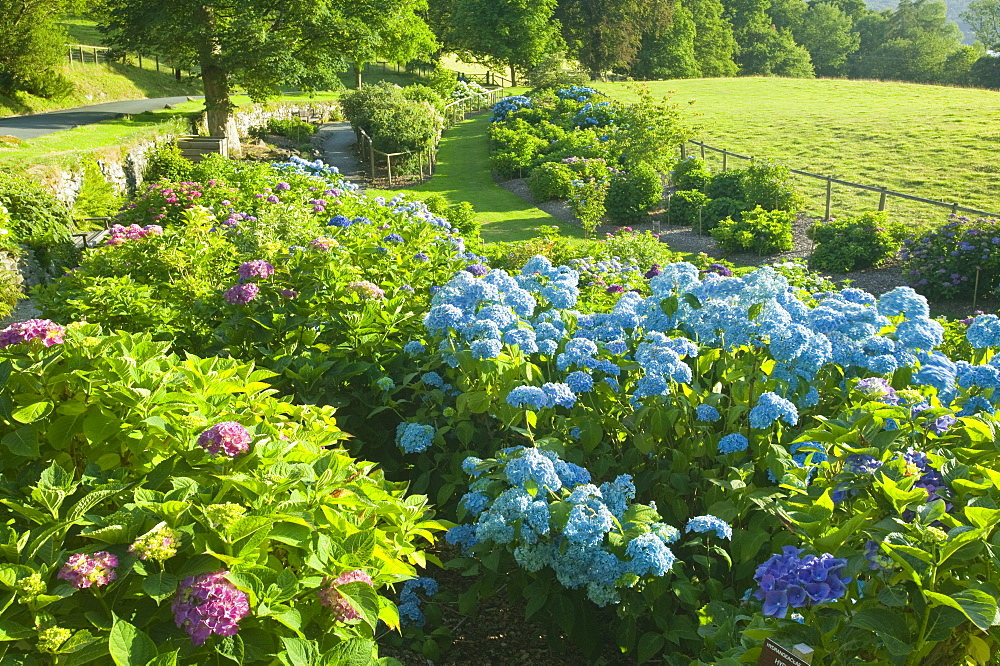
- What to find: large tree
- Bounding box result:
[100,0,435,140]
[962,0,1000,50]
[0,0,71,97]
[631,0,700,79]
[687,0,739,76]
[794,2,859,76]
[450,0,562,85]
[557,0,673,78]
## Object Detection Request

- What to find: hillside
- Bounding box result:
[600,77,1000,230]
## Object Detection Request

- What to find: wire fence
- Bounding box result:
[354,87,507,187]
[680,139,1000,227]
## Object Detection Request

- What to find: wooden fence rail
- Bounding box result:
[682,139,1000,221]
[355,87,507,187]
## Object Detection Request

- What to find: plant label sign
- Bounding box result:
[757,638,813,666]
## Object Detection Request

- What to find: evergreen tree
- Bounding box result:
[687,0,739,75]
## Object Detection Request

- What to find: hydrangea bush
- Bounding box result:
[901,215,1000,301]
[0,324,445,664]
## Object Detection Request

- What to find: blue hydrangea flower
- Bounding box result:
[461,456,485,476]
[328,214,352,227]
[542,382,577,408]
[564,500,615,546]
[398,577,438,627]
[718,433,749,454]
[395,422,435,454]
[461,492,489,516]
[626,533,676,577]
[504,448,562,492]
[403,340,425,357]
[471,338,502,360]
[876,286,929,319]
[376,376,394,391]
[565,370,595,393]
[421,371,444,388]
[599,474,635,518]
[753,547,851,618]
[506,385,551,410]
[696,404,721,422]
[749,392,799,428]
[384,233,404,243]
[685,515,732,539]
[967,314,1000,348]
[445,524,478,550]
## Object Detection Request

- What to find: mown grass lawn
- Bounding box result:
[405,113,579,243]
[599,77,1000,230]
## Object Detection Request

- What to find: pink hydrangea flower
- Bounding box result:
[224,283,259,305]
[57,552,118,589]
[237,260,275,280]
[197,421,251,457]
[317,570,373,622]
[172,571,250,645]
[0,319,66,349]
[345,281,385,300]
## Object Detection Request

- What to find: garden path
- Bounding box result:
[317,121,366,188]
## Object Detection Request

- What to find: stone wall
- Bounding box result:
[47,100,341,207]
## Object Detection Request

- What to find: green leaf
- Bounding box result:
[141,573,178,603]
[343,530,376,561]
[851,607,912,656]
[965,506,1000,530]
[146,651,179,666]
[924,605,965,642]
[83,412,120,445]
[279,637,317,666]
[636,631,665,663]
[0,620,33,640]
[878,585,908,607]
[336,582,379,633]
[108,619,157,666]
[924,589,999,631]
[217,634,244,664]
[2,425,38,457]
[324,638,375,666]
[12,401,52,424]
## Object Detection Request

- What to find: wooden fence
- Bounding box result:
[354,87,508,187]
[66,44,199,78]
[680,139,1000,222]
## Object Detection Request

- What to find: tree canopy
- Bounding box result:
[0,0,73,98]
[962,0,1000,50]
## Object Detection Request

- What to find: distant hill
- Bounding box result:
[864,0,975,42]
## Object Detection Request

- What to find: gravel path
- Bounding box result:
[499,177,911,296]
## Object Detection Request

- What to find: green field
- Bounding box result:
[598,77,1000,229]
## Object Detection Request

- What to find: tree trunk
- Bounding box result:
[509,63,516,86]
[196,5,237,151]
[354,62,363,89]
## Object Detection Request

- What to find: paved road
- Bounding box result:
[0,96,203,140]
[317,121,366,188]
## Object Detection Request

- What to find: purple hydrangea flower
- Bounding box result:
[753,547,851,618]
[317,570,374,622]
[224,283,259,305]
[0,319,66,349]
[172,571,250,645]
[465,264,489,277]
[57,552,118,589]
[197,421,251,457]
[384,233,405,243]
[237,260,275,280]
[278,289,298,299]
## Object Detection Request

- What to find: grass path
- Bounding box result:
[406,114,578,243]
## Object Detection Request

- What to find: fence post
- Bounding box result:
[387,154,392,186]
[951,203,959,216]
[369,140,375,181]
[138,53,143,69]
[722,150,727,172]
[79,46,85,64]
[680,143,687,159]
[878,187,887,212]
[418,151,423,178]
[825,176,832,221]
[699,142,705,160]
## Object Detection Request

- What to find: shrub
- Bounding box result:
[0,325,444,664]
[712,206,794,254]
[666,189,708,226]
[671,157,710,191]
[700,196,746,235]
[742,162,803,212]
[72,160,123,222]
[340,81,404,135]
[526,53,589,92]
[369,101,442,154]
[20,69,75,99]
[427,65,458,97]
[808,211,906,273]
[488,121,546,179]
[604,162,662,224]
[560,156,611,182]
[250,117,317,143]
[0,168,77,273]
[528,162,574,201]
[445,201,479,238]
[569,176,610,237]
[901,215,1000,300]
[539,128,609,164]
[598,227,680,269]
[401,84,445,114]
[706,169,746,200]
[144,142,195,183]
[0,267,20,319]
